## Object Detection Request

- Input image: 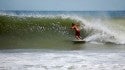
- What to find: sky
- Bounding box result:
[0,0,125,11]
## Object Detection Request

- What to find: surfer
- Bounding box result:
[71,23,82,40]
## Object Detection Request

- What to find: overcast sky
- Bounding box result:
[0,0,125,11]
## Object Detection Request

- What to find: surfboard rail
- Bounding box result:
[72,40,85,43]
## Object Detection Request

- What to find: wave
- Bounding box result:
[0,11,125,45]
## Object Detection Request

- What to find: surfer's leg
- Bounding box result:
[76,31,82,40]
[75,36,81,40]
[79,36,82,39]
[74,36,82,40]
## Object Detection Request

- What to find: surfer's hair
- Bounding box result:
[72,23,75,26]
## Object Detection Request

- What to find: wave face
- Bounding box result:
[0,11,125,49]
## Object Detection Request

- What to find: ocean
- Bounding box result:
[0,10,125,70]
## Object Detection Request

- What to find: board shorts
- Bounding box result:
[75,30,80,36]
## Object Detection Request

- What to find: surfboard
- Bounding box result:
[72,40,85,43]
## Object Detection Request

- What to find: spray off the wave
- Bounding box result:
[77,17,125,44]
[55,14,125,44]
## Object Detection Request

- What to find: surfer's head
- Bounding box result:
[72,23,80,27]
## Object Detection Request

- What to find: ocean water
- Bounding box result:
[0,10,125,70]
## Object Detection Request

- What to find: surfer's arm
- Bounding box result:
[71,26,75,29]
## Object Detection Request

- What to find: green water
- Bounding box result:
[0,15,75,49]
[0,15,125,52]
[0,15,73,34]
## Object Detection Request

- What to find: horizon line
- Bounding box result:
[0,10,125,12]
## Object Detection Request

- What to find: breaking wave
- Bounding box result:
[0,11,125,46]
